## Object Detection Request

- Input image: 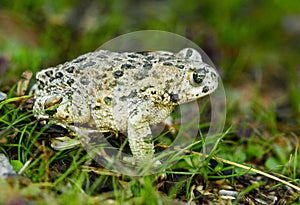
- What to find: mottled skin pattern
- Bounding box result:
[32,48,218,164]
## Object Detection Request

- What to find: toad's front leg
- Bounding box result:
[127,106,155,165]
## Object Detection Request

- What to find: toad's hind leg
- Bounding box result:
[127,106,155,165]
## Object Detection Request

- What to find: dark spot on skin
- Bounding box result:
[128,54,138,58]
[80,77,90,85]
[37,79,44,85]
[133,72,148,80]
[109,80,117,87]
[175,64,184,69]
[128,91,137,98]
[101,73,107,79]
[121,64,134,69]
[80,61,96,70]
[67,79,75,86]
[137,51,150,56]
[115,81,124,86]
[97,55,108,59]
[55,72,63,78]
[143,63,152,69]
[104,97,112,105]
[73,57,86,63]
[140,87,146,92]
[146,55,154,60]
[44,106,58,116]
[166,79,174,85]
[151,90,156,95]
[202,86,209,93]
[48,124,69,134]
[211,72,217,79]
[94,105,101,110]
[152,70,159,78]
[45,70,53,77]
[170,93,179,103]
[105,66,113,71]
[66,66,75,73]
[163,62,173,66]
[186,49,193,58]
[158,58,164,62]
[119,96,125,101]
[119,91,137,101]
[65,90,73,96]
[193,68,206,84]
[49,77,55,82]
[113,70,124,78]
[76,89,81,95]
[128,59,135,63]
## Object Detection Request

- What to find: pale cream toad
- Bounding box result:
[31,48,218,164]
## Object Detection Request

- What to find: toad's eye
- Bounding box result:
[191,68,206,86]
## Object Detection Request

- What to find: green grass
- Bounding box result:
[1,0,300,204]
[1,93,299,204]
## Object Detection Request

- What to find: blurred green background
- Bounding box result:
[0,1,300,203]
[0,0,299,166]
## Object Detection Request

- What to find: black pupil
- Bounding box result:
[193,69,206,84]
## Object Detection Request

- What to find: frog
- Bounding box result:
[31,48,219,165]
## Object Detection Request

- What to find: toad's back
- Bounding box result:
[35,50,191,96]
